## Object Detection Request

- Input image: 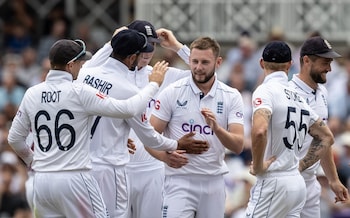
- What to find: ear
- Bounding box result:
[129,54,137,63]
[216,56,223,68]
[65,62,73,72]
[259,58,265,69]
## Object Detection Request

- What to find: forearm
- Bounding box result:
[251,138,266,174]
[177,45,190,65]
[301,119,334,172]
[214,126,244,154]
[8,140,33,166]
[82,43,112,68]
[8,118,33,166]
[320,147,339,183]
[299,138,327,171]
[144,146,167,162]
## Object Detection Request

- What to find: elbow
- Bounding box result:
[251,127,267,142]
[225,135,244,155]
[325,131,335,148]
[233,137,244,154]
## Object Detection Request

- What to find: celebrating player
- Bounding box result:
[289,36,348,217]
[77,28,209,217]
[245,41,334,217]
[149,36,245,217]
[7,38,169,217]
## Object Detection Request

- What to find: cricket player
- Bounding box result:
[289,36,348,218]
[124,22,192,218]
[150,36,245,218]
[246,41,334,217]
[7,38,169,218]
[76,29,209,217]
[83,21,193,218]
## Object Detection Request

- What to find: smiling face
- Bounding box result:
[308,56,333,84]
[190,48,220,84]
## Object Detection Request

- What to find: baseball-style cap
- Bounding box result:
[262,41,292,63]
[111,29,154,56]
[300,36,341,58]
[127,20,161,44]
[49,39,92,65]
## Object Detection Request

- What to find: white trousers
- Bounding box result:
[33,171,108,218]
[127,167,164,218]
[246,172,306,218]
[91,164,128,218]
[162,174,226,218]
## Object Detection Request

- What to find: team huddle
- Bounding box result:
[7,20,349,218]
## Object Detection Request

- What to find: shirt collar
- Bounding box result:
[263,71,288,85]
[102,57,130,76]
[291,74,317,95]
[46,70,73,82]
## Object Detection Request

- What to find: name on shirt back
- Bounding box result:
[41,90,61,103]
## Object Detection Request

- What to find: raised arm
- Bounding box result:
[156,28,190,65]
[82,61,168,119]
[82,26,128,68]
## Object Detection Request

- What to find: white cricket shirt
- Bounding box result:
[152,75,244,176]
[252,71,319,174]
[8,70,159,172]
[77,58,178,166]
[289,74,328,177]
[126,46,191,170]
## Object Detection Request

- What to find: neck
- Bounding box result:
[298,71,318,90]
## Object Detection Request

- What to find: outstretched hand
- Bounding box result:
[177,132,209,154]
[148,61,169,87]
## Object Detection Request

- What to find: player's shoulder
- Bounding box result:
[217,80,241,95]
[77,66,100,80]
[166,76,190,88]
[144,65,153,72]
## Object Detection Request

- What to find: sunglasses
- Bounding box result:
[134,33,148,55]
[67,39,86,64]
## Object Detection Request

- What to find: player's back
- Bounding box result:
[78,60,140,166]
[253,72,317,173]
[23,71,94,172]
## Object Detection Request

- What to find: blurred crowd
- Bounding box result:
[0,1,350,218]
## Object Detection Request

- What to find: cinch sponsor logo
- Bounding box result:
[148,98,160,110]
[236,111,243,118]
[182,119,213,135]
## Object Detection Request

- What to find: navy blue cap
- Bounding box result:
[300,36,341,58]
[262,41,292,63]
[111,29,154,56]
[127,20,161,44]
[49,39,92,65]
